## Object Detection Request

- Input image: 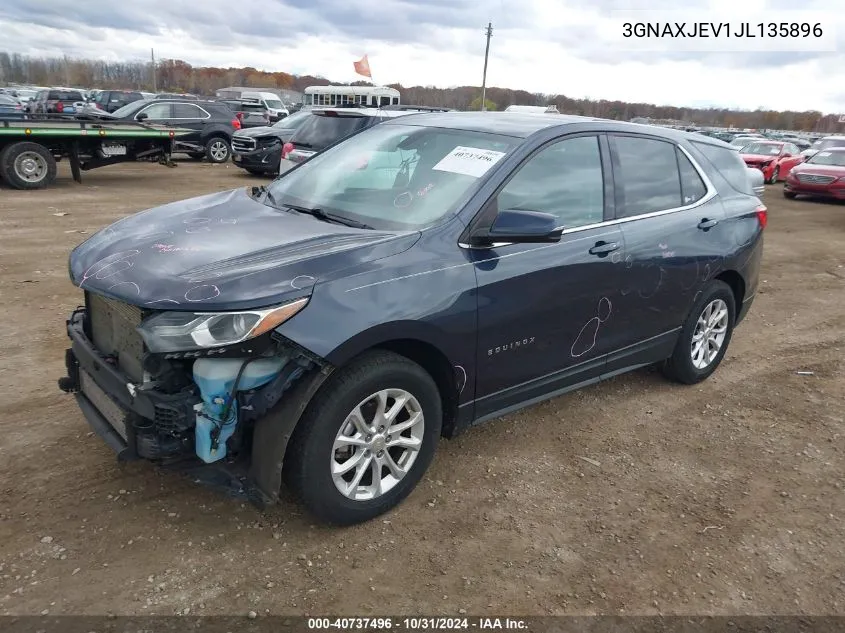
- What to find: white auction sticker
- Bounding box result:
[432,146,507,178]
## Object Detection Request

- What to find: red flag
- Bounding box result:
[353,55,372,79]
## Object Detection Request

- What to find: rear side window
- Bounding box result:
[49,90,83,101]
[172,103,205,118]
[677,149,708,205]
[292,114,372,150]
[691,141,753,195]
[611,135,681,217]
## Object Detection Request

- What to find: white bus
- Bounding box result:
[303,85,401,108]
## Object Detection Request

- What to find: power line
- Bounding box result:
[481,22,492,112]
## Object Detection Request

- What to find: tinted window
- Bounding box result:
[172,103,204,118]
[677,149,707,205]
[48,90,83,101]
[612,136,681,217]
[138,103,172,119]
[497,136,604,228]
[291,114,373,150]
[691,141,754,195]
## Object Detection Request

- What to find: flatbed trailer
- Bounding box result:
[0,117,193,190]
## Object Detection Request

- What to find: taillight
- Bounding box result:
[231,118,241,130]
[56,101,63,112]
[282,142,294,159]
[755,204,768,230]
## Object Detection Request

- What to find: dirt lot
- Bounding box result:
[0,160,843,617]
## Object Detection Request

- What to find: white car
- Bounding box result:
[241,91,289,122]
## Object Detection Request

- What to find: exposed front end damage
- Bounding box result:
[58,292,332,507]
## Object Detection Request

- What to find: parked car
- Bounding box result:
[728,135,763,150]
[58,112,765,525]
[217,99,271,129]
[27,88,85,114]
[91,90,145,113]
[156,93,199,100]
[746,166,765,197]
[784,147,845,200]
[240,91,289,122]
[738,140,804,183]
[0,94,26,119]
[800,135,845,159]
[231,109,313,175]
[280,107,419,171]
[82,98,241,163]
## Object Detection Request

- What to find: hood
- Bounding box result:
[233,126,292,140]
[69,188,419,311]
[741,154,779,163]
[789,164,845,178]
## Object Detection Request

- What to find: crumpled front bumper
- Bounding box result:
[60,309,194,461]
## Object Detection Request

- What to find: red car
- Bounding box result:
[784,147,845,200]
[739,140,804,184]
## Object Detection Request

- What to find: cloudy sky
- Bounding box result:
[2,0,844,112]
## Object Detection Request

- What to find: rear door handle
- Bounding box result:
[588,241,620,256]
[698,218,719,230]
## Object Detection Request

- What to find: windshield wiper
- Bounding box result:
[284,203,373,229]
[251,184,280,208]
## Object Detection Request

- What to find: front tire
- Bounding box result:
[768,166,779,184]
[204,137,231,163]
[284,351,442,525]
[662,280,736,385]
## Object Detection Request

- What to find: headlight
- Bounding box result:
[137,297,308,353]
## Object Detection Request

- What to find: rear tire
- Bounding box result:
[284,351,442,525]
[204,137,231,163]
[662,280,736,385]
[0,142,57,190]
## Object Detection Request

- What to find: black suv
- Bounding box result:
[59,112,765,525]
[230,109,313,175]
[281,107,425,168]
[92,90,144,113]
[92,99,241,163]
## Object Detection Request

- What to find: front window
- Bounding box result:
[265,123,517,230]
[110,100,149,118]
[806,150,845,166]
[741,142,782,156]
[273,110,310,129]
[264,99,284,110]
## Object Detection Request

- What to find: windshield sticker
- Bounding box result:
[818,151,832,157]
[432,146,506,178]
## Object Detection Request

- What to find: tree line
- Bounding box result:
[1,51,842,132]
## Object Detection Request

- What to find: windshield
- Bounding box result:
[273,110,310,129]
[0,95,19,105]
[265,99,284,110]
[741,142,782,156]
[110,100,151,118]
[265,123,517,231]
[812,138,845,151]
[806,150,845,166]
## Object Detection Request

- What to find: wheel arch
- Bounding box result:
[714,269,745,317]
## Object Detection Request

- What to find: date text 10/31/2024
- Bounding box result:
[307,618,528,630]
[622,22,823,38]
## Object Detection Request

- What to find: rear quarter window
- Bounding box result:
[291,114,372,151]
[49,90,83,101]
[691,141,754,195]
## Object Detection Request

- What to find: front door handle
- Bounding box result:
[698,218,719,230]
[588,241,620,256]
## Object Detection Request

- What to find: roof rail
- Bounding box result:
[380,104,454,112]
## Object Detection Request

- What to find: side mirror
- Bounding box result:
[471,209,563,246]
[136,112,148,121]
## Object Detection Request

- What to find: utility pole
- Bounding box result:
[480,22,492,111]
[151,48,157,92]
